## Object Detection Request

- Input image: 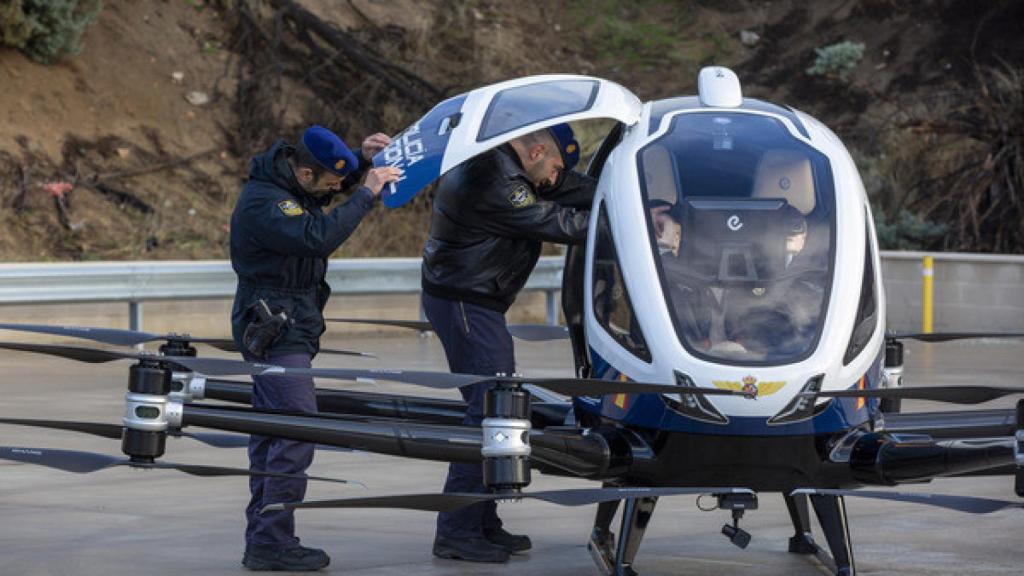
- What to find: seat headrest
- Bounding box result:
[642,145,678,204]
[751,150,815,215]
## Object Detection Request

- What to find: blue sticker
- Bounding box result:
[375,94,468,208]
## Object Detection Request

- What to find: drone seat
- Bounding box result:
[751,149,815,215]
[641,144,679,204]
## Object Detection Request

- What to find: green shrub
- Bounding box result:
[807,40,865,81]
[872,207,947,251]
[0,0,103,64]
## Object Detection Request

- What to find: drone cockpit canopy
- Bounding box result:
[634,108,836,366]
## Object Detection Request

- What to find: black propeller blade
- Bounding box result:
[0,322,231,348]
[270,367,749,398]
[816,385,1024,405]
[0,341,262,375]
[0,417,255,449]
[506,324,570,342]
[0,341,139,363]
[0,323,373,358]
[0,417,354,451]
[264,486,754,514]
[891,331,1024,343]
[0,446,359,484]
[790,488,1024,514]
[326,317,570,342]
[0,417,123,439]
[0,341,750,399]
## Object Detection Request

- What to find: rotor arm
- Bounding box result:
[200,378,469,425]
[178,402,642,481]
[180,404,483,463]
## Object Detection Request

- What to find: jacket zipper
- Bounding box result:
[459,301,471,335]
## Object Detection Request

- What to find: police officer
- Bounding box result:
[231,125,401,571]
[422,123,595,563]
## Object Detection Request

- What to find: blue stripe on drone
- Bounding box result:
[575,346,883,436]
[375,94,468,208]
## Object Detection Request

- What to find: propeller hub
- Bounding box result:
[482,383,532,493]
[160,340,197,358]
[121,360,174,462]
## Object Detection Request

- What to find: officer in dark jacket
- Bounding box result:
[231,125,401,571]
[423,123,594,563]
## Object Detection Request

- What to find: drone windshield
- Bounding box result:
[638,112,835,365]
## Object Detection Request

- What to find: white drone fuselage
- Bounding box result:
[376,67,886,439]
[578,85,885,436]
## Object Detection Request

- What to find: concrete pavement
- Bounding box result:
[0,335,1022,575]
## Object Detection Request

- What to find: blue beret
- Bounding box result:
[548,123,580,171]
[302,125,360,177]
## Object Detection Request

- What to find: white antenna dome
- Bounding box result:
[698,66,743,108]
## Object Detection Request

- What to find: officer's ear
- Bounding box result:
[529,143,548,163]
[294,166,315,185]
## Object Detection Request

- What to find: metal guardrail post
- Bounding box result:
[545,290,558,325]
[129,301,143,332]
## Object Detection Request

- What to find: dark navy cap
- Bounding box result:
[302,125,360,177]
[548,123,580,171]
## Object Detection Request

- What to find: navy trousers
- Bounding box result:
[244,352,317,548]
[422,292,516,539]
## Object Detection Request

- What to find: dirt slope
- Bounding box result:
[0,0,1019,260]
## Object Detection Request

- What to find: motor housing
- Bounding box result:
[482,383,531,493]
[121,360,172,462]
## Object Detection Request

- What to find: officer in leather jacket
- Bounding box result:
[422,123,595,563]
[230,125,401,571]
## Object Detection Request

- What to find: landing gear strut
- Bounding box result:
[587,491,659,576]
[784,492,819,554]
[810,493,857,576]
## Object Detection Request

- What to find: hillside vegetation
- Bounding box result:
[0,0,1020,261]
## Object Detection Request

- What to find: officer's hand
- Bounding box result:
[364,166,403,196]
[361,133,392,161]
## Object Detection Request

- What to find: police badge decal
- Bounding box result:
[277,199,304,216]
[507,184,536,208]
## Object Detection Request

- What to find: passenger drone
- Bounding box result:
[230,125,401,571]
[421,123,595,563]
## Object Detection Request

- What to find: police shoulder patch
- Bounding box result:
[507,184,536,209]
[277,199,304,217]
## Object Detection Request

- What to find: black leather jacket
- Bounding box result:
[230,140,373,357]
[422,145,595,312]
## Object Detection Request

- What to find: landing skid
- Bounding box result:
[587,495,658,576]
[786,492,857,576]
[784,492,820,555]
[588,492,855,576]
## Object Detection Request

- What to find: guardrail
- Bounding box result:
[2,251,1023,332]
[0,257,565,328]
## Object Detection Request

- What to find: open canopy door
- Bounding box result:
[373,74,643,208]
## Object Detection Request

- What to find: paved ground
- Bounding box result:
[0,334,1022,575]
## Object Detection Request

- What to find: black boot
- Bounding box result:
[242,544,331,571]
[433,535,510,563]
[484,526,532,552]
